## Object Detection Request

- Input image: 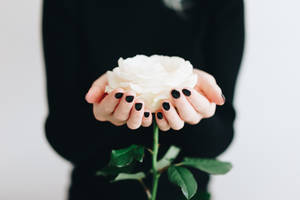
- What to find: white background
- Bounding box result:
[0,0,299,200]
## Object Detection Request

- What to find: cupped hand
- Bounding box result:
[155,69,225,131]
[85,74,152,129]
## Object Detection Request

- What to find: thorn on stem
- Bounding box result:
[147,148,153,154]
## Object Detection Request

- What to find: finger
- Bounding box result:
[155,111,170,132]
[113,91,136,122]
[127,101,144,130]
[182,88,216,118]
[170,89,202,125]
[142,109,152,127]
[161,101,184,130]
[193,69,225,105]
[97,88,124,116]
[85,73,108,104]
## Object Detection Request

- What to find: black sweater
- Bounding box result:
[42,0,244,199]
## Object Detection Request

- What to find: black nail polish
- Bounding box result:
[162,102,170,111]
[221,94,226,103]
[157,112,163,119]
[152,113,156,119]
[171,89,180,99]
[115,92,123,99]
[135,103,143,111]
[144,112,150,118]
[182,89,191,97]
[125,95,134,103]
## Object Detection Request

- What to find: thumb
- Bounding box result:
[194,69,225,106]
[85,73,108,104]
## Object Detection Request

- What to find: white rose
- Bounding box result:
[105,55,197,112]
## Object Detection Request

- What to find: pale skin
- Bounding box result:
[85,69,225,131]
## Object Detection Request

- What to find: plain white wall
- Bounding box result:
[0,0,299,200]
[0,1,70,200]
[211,0,300,199]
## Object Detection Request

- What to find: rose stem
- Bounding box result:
[151,121,160,200]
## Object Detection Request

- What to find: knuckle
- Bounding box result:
[205,109,216,118]
[142,118,152,127]
[142,122,151,128]
[114,115,127,122]
[111,121,124,126]
[127,123,139,130]
[93,109,106,122]
[203,105,216,118]
[172,122,184,131]
[186,116,201,125]
[94,114,106,122]
[160,127,170,132]
[183,115,195,124]
[188,120,197,125]
[113,112,128,121]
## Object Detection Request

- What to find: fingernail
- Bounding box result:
[157,112,163,119]
[182,89,191,96]
[144,112,150,118]
[221,94,226,103]
[171,89,180,99]
[115,92,123,99]
[162,102,170,111]
[135,103,143,111]
[125,95,134,103]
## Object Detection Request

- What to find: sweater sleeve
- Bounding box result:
[42,0,112,167]
[181,0,245,158]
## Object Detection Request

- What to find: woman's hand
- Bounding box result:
[85,74,153,129]
[155,69,225,131]
[85,69,224,131]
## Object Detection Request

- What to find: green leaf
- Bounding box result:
[109,145,144,167]
[96,165,133,177]
[112,172,146,182]
[157,145,181,170]
[167,166,197,199]
[182,157,232,175]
